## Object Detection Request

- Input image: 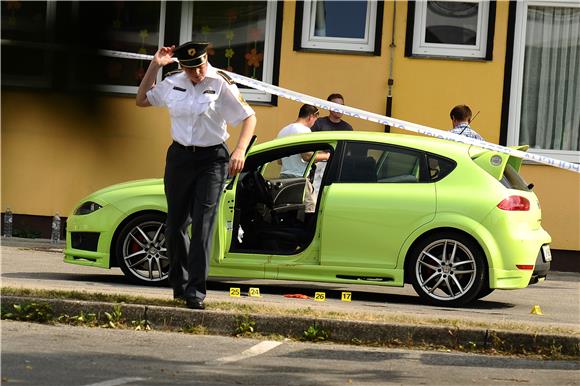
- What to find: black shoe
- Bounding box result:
[173,291,185,300]
[185,297,205,310]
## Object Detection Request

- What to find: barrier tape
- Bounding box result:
[101,49,579,173]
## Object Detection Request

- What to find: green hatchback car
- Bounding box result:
[64,131,551,307]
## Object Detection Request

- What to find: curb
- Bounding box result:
[2,295,578,357]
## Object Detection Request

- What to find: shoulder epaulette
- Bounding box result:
[216,70,235,85]
[163,69,183,79]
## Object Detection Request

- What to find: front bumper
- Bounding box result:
[63,204,123,269]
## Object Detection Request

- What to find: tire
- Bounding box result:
[115,212,169,285]
[475,286,495,300]
[409,232,486,307]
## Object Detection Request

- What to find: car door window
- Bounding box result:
[339,142,424,183]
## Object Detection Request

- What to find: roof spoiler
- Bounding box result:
[471,145,529,180]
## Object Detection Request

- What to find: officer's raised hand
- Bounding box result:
[136,45,175,107]
[153,46,176,67]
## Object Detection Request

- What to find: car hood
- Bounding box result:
[82,178,164,205]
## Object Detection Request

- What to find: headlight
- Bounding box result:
[74,201,103,215]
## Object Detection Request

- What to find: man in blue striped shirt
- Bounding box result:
[449,105,484,141]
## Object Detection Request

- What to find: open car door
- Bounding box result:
[209,136,268,279]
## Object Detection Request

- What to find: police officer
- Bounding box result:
[136,42,256,309]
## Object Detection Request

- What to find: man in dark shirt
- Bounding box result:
[311,93,354,132]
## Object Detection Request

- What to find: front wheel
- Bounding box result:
[115,212,169,285]
[409,232,486,307]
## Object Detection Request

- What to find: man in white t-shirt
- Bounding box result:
[277,104,329,212]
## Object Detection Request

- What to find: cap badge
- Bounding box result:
[188,48,196,57]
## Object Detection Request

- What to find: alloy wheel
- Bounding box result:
[121,220,168,283]
[415,238,477,302]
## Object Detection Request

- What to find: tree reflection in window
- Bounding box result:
[191,2,267,80]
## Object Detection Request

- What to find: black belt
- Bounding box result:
[173,141,223,152]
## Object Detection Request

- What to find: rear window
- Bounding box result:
[500,164,530,191]
[427,155,456,182]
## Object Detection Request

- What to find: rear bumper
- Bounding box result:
[489,243,551,289]
[529,246,550,285]
[483,221,551,289]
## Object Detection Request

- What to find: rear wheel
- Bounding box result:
[475,286,495,300]
[409,232,486,307]
[115,213,169,285]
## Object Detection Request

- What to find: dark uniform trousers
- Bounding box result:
[164,141,229,300]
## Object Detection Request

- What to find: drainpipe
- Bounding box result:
[385,1,396,133]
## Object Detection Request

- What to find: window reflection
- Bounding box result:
[314,1,368,39]
[425,1,478,45]
[191,2,267,80]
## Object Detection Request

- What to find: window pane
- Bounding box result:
[500,164,530,191]
[80,2,161,86]
[378,152,419,180]
[1,45,50,78]
[191,2,267,81]
[340,143,422,183]
[99,2,160,54]
[94,56,146,87]
[2,2,48,41]
[520,6,580,151]
[314,1,367,39]
[425,1,478,45]
[1,2,51,81]
[427,155,456,181]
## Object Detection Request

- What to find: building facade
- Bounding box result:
[2,1,578,262]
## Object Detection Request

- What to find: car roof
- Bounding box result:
[250,131,472,158]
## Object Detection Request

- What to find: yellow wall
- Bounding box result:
[1,1,578,250]
[391,2,507,142]
[520,165,580,251]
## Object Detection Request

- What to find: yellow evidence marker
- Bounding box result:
[229,287,241,297]
[341,292,352,302]
[249,287,261,297]
[314,292,326,301]
[530,305,543,315]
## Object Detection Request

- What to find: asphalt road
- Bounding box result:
[1,242,579,331]
[2,321,579,386]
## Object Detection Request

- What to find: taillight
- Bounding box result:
[497,196,530,211]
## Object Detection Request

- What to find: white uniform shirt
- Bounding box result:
[277,122,311,177]
[146,64,255,147]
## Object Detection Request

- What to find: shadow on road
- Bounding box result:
[2,271,516,310]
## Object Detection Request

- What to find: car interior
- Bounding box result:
[230,144,334,254]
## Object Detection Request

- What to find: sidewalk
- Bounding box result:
[1,237,65,250]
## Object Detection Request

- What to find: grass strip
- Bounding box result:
[2,286,577,336]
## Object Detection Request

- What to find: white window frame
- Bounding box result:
[300,0,378,53]
[412,0,490,59]
[1,2,57,88]
[97,2,167,94]
[180,2,278,103]
[507,0,579,163]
